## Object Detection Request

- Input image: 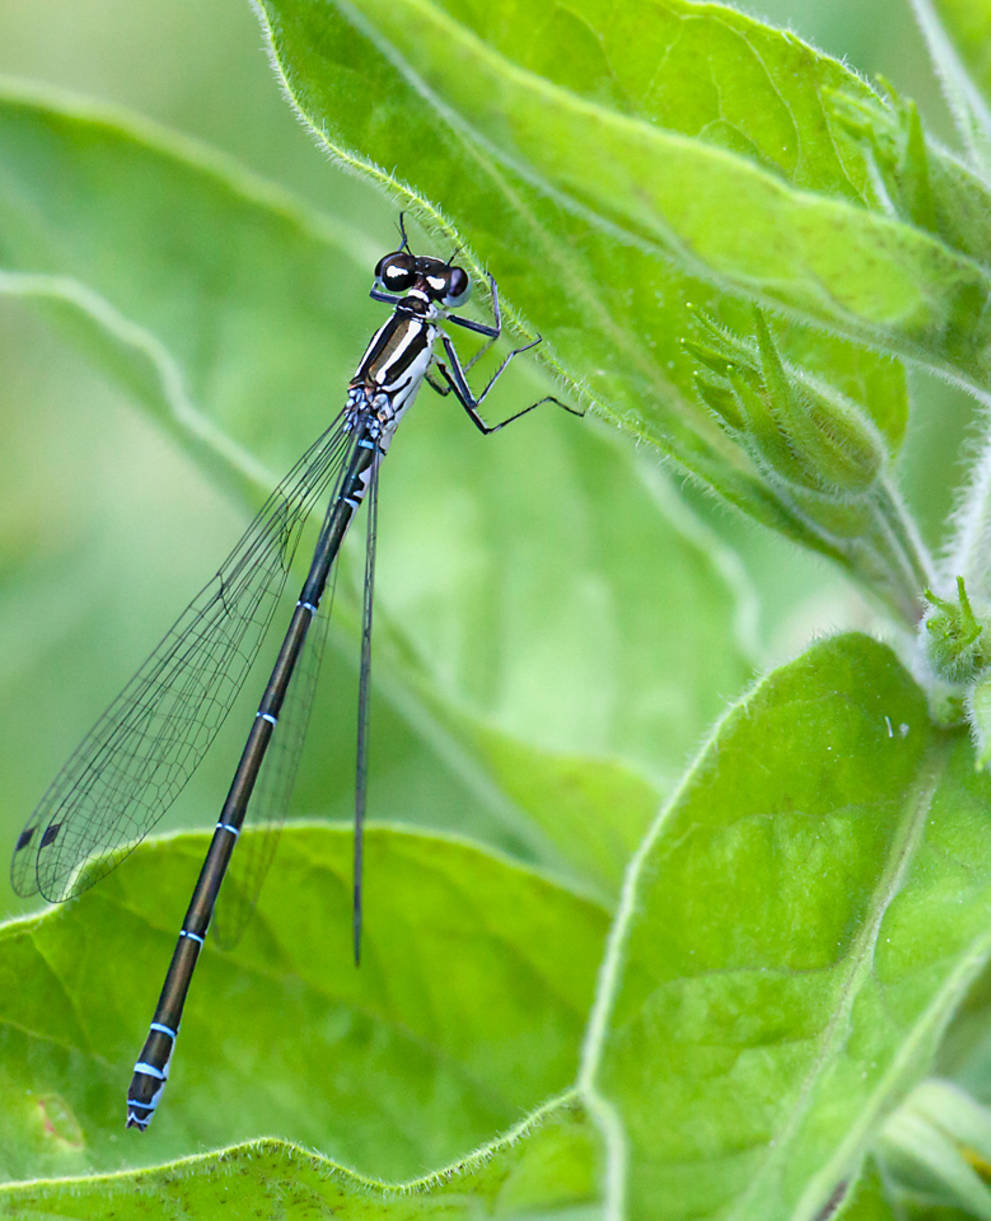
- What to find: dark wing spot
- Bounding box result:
[40,823,62,849]
[15,828,34,852]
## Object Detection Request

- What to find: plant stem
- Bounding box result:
[872,476,936,619]
[948,402,991,604]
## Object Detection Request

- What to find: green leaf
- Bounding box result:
[940,960,991,1103]
[375,423,756,895]
[909,0,991,172]
[0,77,381,503]
[375,408,756,781]
[878,1081,991,1219]
[829,78,991,271]
[0,1106,601,1219]
[843,1162,900,1221]
[580,634,991,1220]
[254,0,917,551]
[0,826,608,1187]
[464,730,660,899]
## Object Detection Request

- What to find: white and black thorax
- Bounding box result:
[347,296,439,438]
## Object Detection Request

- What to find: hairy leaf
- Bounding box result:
[0,1109,601,1219]
[582,635,991,1219]
[0,827,607,1184]
[255,0,918,549]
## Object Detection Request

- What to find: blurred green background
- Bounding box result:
[0,0,977,925]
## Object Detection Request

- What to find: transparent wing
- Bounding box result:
[212,584,334,949]
[352,449,380,965]
[11,411,354,903]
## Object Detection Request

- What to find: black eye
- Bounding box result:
[443,267,471,307]
[374,252,416,293]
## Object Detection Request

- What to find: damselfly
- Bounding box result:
[10,218,581,1129]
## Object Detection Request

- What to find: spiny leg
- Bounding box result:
[436,330,581,434]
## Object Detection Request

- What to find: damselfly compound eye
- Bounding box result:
[443,266,470,308]
[374,251,416,293]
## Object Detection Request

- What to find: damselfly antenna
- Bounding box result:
[396,210,411,253]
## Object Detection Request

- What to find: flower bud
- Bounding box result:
[687,307,889,501]
[752,313,887,494]
[690,368,747,434]
[924,577,988,684]
[829,78,943,247]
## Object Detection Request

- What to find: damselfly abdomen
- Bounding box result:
[10,220,581,1129]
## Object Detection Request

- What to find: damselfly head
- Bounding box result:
[374,251,471,308]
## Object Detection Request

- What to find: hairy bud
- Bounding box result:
[687,307,888,504]
[924,577,988,684]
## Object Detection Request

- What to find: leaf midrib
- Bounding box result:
[729,733,954,1221]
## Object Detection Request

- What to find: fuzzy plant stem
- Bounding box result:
[873,476,937,618]
[842,477,936,627]
[946,402,991,605]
